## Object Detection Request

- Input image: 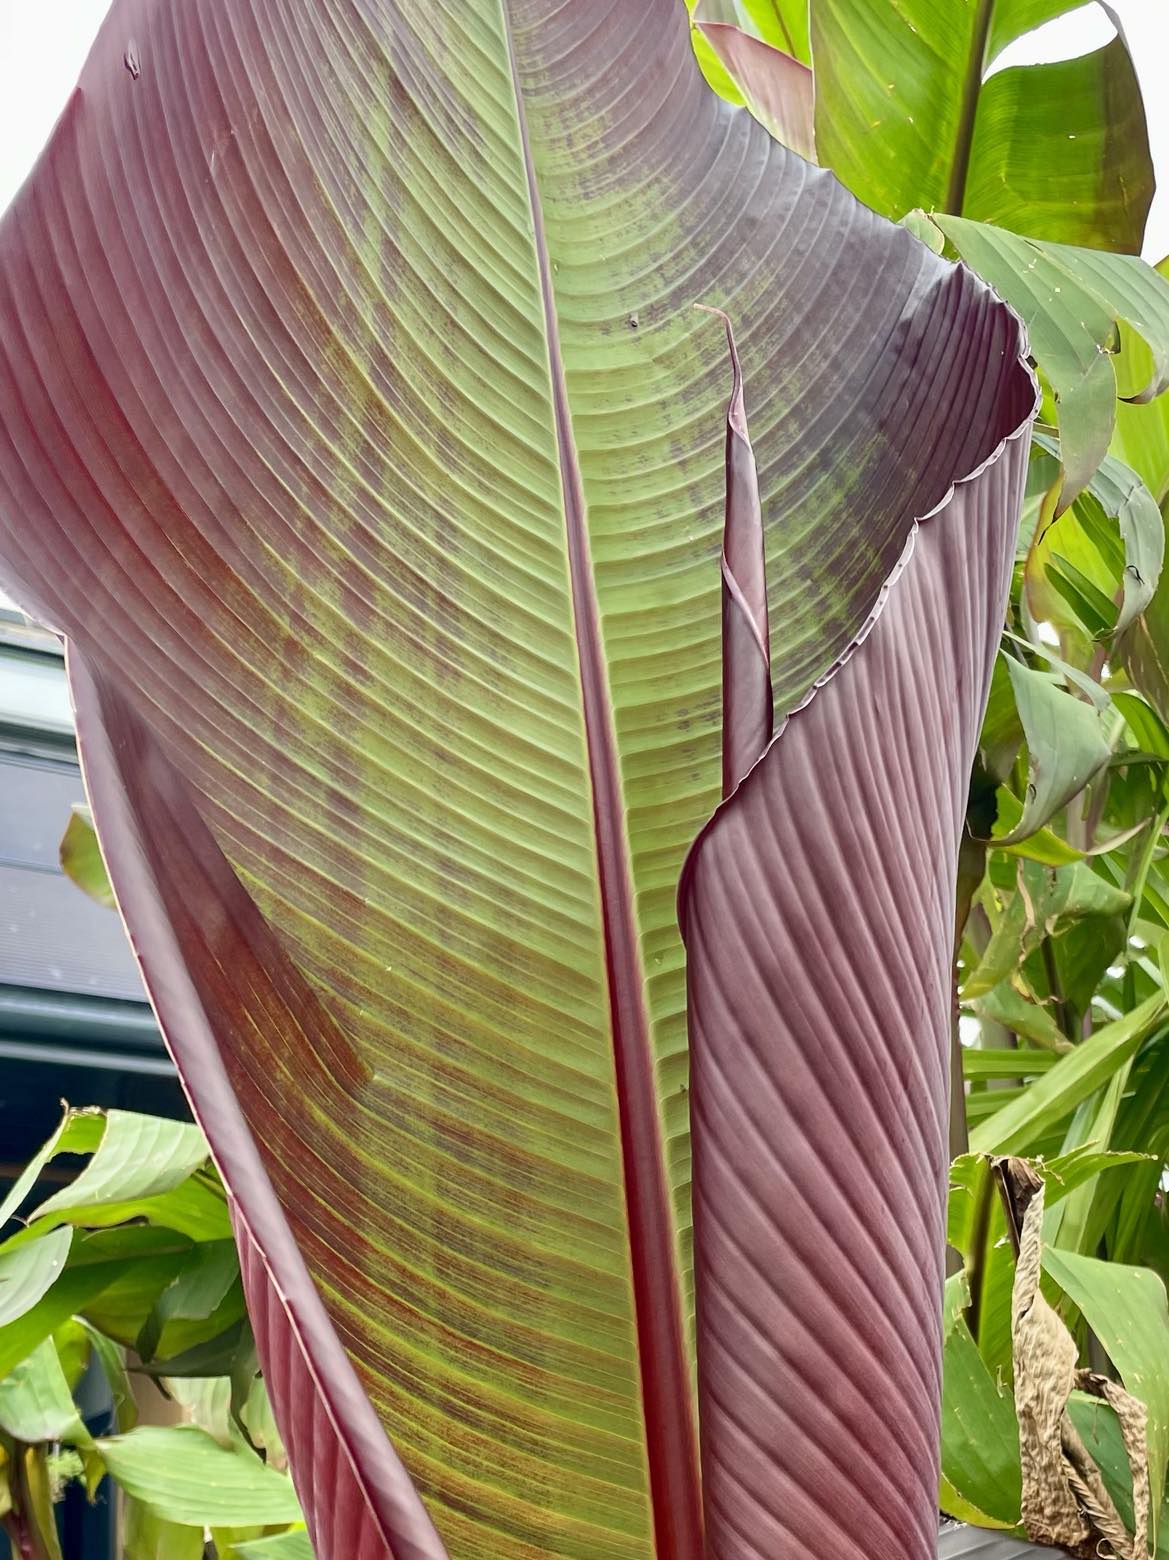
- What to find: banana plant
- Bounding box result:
[0,0,1045,1556]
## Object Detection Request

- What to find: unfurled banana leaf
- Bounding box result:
[673,18,1164,514]
[692,2,1154,250]
[679,293,1031,1556]
[811,0,1152,252]
[0,0,1034,1555]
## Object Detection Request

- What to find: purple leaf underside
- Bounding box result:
[0,0,1036,1553]
[681,293,1033,1557]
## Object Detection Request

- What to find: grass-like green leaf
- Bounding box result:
[969,993,1168,1153]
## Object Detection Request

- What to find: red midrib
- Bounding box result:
[500,10,704,1557]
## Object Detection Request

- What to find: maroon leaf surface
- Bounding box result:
[0,0,1035,1553]
[694,17,816,160]
[680,296,1034,1557]
[70,651,447,1560]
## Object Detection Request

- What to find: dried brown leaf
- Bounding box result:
[1002,1158,1141,1558]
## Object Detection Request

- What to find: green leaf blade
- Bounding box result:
[969,993,1168,1153]
[1043,1247,1169,1525]
[0,1228,73,1329]
[34,1112,210,1224]
[96,1426,303,1527]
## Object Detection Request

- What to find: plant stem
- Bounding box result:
[769,0,798,57]
[943,0,995,215]
[2,1510,41,1560]
[963,1157,997,1340]
[949,979,969,1164]
[1040,936,1075,1041]
[947,974,969,1278]
[1123,796,1169,1010]
[1127,798,1169,943]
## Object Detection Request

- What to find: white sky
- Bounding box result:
[0,1,1166,249]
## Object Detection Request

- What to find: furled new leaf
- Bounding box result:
[0,0,1035,1555]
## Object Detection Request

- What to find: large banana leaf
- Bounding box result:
[0,0,1034,1554]
[811,0,1153,250]
[681,280,1032,1557]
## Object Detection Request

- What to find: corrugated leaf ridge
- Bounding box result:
[69,652,448,1560]
[0,0,1035,1553]
[681,278,1036,1559]
[502,10,703,1552]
